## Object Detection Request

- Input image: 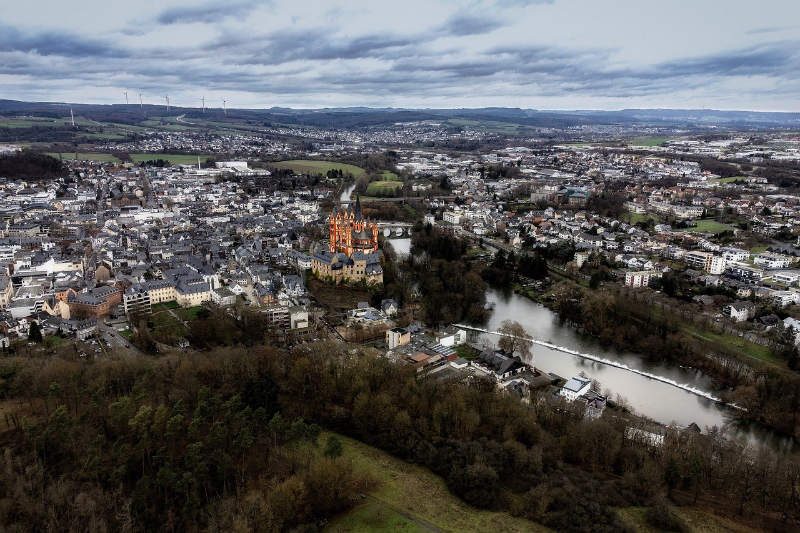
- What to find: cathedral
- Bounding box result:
[328,196,379,256]
[312,196,383,285]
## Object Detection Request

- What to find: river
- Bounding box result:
[340,183,356,203]
[480,288,794,452]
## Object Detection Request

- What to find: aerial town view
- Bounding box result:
[0,0,799,531]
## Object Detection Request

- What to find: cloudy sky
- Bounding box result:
[1,0,799,111]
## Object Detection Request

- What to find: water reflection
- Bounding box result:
[387,238,410,257]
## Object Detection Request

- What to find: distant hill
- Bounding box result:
[0,150,66,180]
[2,99,799,130]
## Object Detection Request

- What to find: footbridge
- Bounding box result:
[454,324,741,408]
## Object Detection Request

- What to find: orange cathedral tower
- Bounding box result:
[329,196,379,256]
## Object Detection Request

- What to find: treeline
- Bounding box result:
[339,151,398,173]
[482,249,548,288]
[550,283,800,439]
[137,158,170,167]
[1,342,799,531]
[409,223,487,325]
[0,150,65,179]
[278,345,799,531]
[0,347,368,531]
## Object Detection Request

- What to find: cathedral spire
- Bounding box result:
[354,194,362,219]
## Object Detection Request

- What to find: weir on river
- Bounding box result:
[454,323,743,411]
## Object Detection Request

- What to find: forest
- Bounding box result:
[407,223,488,325]
[0,343,797,532]
[0,150,65,179]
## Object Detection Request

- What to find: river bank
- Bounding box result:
[479,287,796,452]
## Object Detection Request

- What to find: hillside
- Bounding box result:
[0,150,65,179]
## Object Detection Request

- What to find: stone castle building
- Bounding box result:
[328,197,379,255]
[312,198,382,285]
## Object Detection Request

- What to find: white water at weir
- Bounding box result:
[454,324,743,411]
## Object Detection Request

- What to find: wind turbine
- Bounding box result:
[70,106,75,127]
[124,91,129,105]
[139,92,143,110]
[202,96,205,113]
[165,95,170,113]
[223,98,227,116]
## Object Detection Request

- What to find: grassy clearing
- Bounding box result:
[325,432,548,533]
[366,180,403,196]
[176,306,204,321]
[628,137,670,147]
[682,219,733,234]
[129,153,214,165]
[622,211,660,225]
[682,324,780,366]
[44,336,67,347]
[47,152,120,162]
[454,344,480,361]
[711,176,748,184]
[270,160,365,177]
[446,118,529,135]
[151,301,179,312]
[150,311,184,330]
[327,500,428,533]
[617,506,760,533]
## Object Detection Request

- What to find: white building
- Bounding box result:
[624,270,661,288]
[559,376,592,401]
[443,210,462,225]
[215,161,248,170]
[721,247,749,263]
[755,252,792,270]
[773,290,800,307]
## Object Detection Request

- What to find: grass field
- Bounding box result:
[129,153,214,164]
[683,324,780,366]
[682,220,733,234]
[151,301,179,312]
[325,432,548,533]
[366,180,403,196]
[47,152,120,162]
[446,118,531,136]
[270,160,365,177]
[622,211,660,225]
[628,137,670,147]
[327,501,428,533]
[711,176,747,184]
[176,306,204,321]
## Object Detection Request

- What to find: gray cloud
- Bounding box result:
[0,24,128,58]
[155,1,261,25]
[438,13,506,36]
[1,0,798,109]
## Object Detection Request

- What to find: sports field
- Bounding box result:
[681,219,732,234]
[366,180,403,196]
[270,160,365,177]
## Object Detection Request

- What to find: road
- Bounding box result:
[98,322,142,355]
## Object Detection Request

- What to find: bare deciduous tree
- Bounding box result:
[497,320,532,360]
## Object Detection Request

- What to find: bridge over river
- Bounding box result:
[376,221,413,237]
